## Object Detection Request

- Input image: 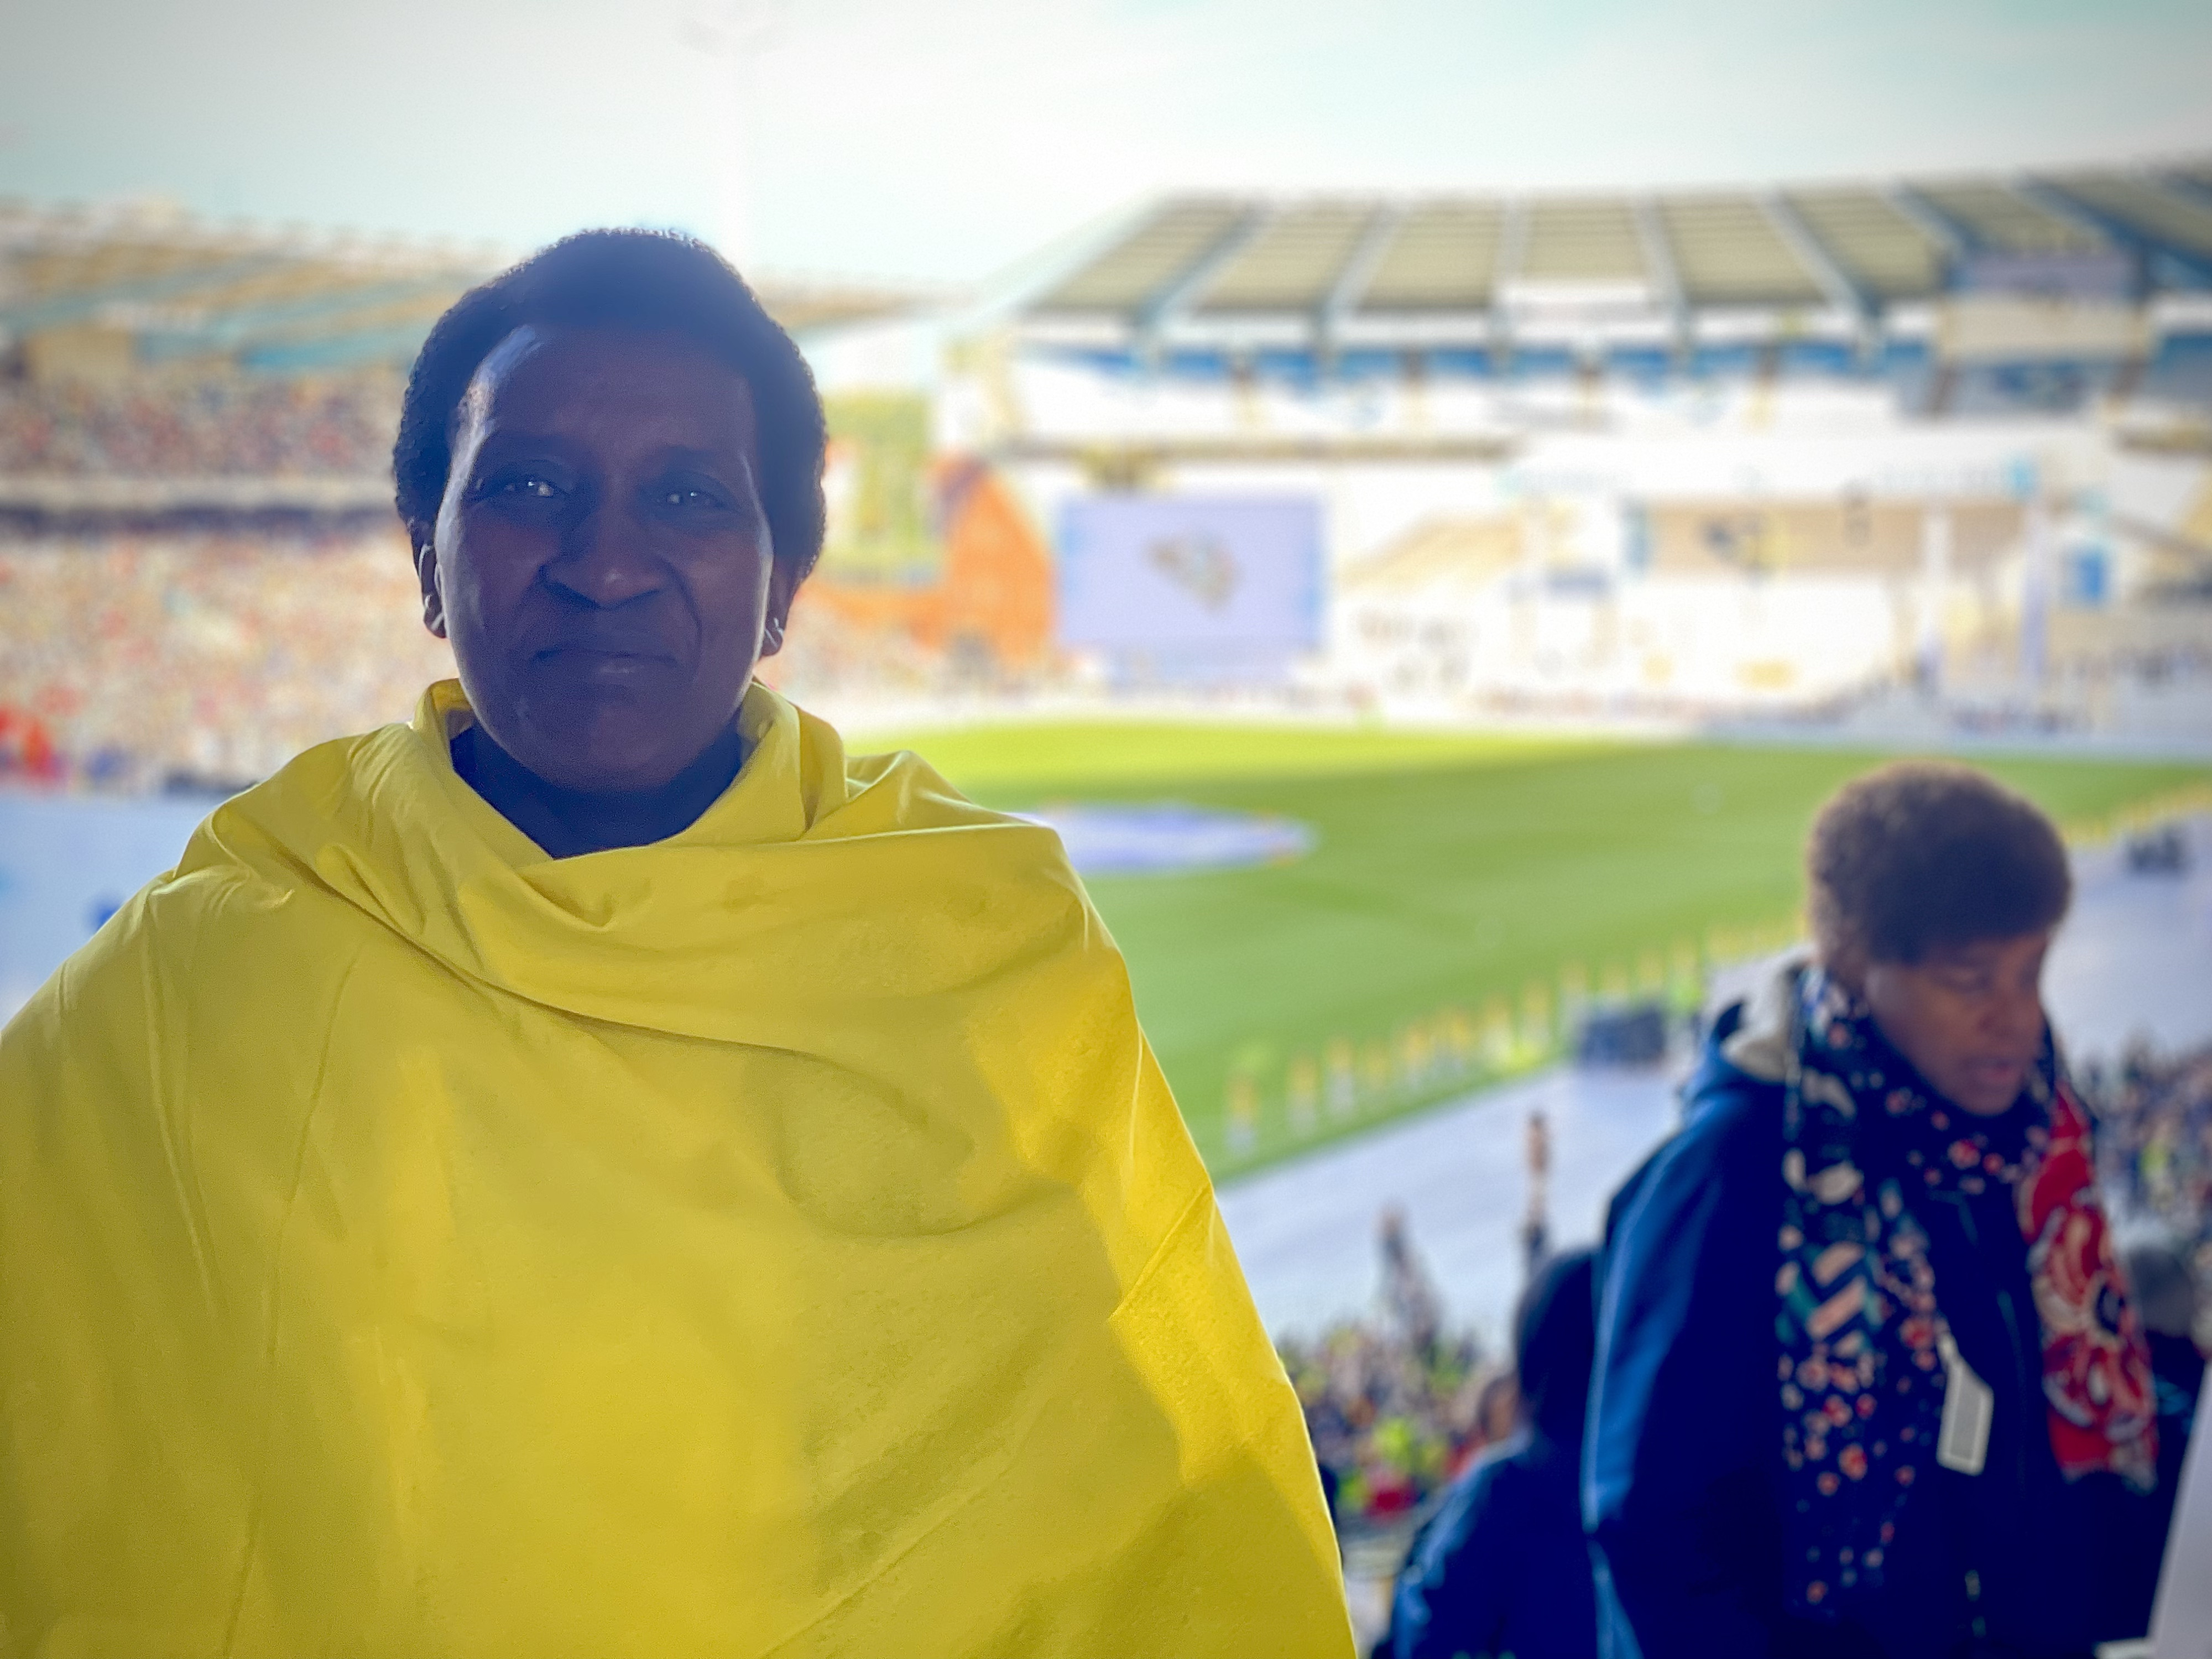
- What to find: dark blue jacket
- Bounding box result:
[1386,1430,1599,1659]
[1583,997,2177,1659]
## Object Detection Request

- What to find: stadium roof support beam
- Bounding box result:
[1886,186,1970,260]
[1760,194,1870,315]
[1490,199,1531,358]
[1632,197,1688,353]
[1134,205,1270,363]
[1317,205,1404,371]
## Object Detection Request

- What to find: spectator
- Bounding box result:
[1380,1204,1444,1357]
[1380,1248,1601,1659]
[1587,762,2174,1658]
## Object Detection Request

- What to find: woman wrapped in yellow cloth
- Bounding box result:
[0,231,1352,1658]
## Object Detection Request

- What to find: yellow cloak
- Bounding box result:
[0,682,1350,1659]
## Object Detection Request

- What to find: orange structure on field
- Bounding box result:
[791,461,1055,674]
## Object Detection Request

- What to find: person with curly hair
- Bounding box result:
[1586,761,2182,1658]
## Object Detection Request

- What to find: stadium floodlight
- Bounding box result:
[678,0,791,272]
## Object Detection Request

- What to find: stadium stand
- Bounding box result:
[1281,1318,1499,1528]
[0,531,450,789]
[4,164,2210,785]
[1016,159,2212,411]
[1196,203,1376,316]
[1030,197,1251,321]
[0,199,924,524]
[0,467,1046,787]
[0,375,398,476]
[2044,171,2212,271]
[1781,186,1949,308]
[0,198,920,374]
[1913,179,2104,255]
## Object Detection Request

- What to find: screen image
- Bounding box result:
[1057,495,1325,655]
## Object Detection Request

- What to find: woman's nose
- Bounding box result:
[1993,985,2046,1048]
[545,507,668,609]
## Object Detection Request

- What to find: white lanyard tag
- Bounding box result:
[1936,1327,1994,1477]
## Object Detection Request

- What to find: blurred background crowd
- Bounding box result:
[0,376,398,477]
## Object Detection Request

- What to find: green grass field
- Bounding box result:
[856,720,2212,1177]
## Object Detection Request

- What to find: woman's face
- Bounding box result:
[1860,930,2052,1117]
[418,324,796,795]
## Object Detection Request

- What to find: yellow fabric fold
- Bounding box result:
[0,680,1350,1659]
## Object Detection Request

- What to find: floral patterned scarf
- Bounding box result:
[1775,966,2157,1618]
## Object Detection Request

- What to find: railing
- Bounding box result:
[1201,911,1806,1175]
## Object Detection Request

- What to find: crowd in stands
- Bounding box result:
[0,376,399,476]
[0,531,962,791]
[760,587,954,707]
[2089,1040,2212,1326]
[1281,1319,1503,1531]
[0,533,452,790]
[1278,1212,1511,1532]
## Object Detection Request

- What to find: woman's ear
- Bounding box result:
[411,529,448,640]
[760,561,799,659]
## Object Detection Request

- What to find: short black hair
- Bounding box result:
[1807,761,2072,968]
[1512,1246,1597,1439]
[393,228,826,581]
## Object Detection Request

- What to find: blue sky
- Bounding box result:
[3,0,2208,285]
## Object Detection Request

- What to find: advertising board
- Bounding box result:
[1057,495,1324,670]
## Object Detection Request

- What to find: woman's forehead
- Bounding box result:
[1916,930,2052,968]
[458,323,757,445]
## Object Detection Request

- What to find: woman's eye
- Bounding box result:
[487,474,560,500]
[662,487,721,508]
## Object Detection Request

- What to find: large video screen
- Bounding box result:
[1057,495,1325,654]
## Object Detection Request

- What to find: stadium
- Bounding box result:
[6,159,2211,1097]
[4,157,2212,1636]
[6,161,2212,1103]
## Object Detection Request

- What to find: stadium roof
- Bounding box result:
[1022,160,2212,357]
[0,200,929,377]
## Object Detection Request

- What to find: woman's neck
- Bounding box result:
[452,724,747,859]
